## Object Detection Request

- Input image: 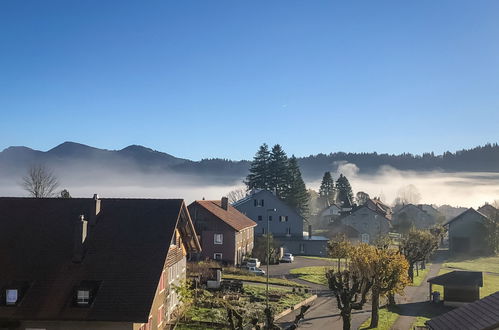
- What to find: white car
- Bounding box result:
[246,258,261,268]
[248,266,266,276]
[280,253,294,263]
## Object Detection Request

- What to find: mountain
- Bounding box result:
[1,142,499,185]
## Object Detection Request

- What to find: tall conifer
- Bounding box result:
[335,174,354,208]
[283,156,310,218]
[245,143,271,190]
[268,144,288,198]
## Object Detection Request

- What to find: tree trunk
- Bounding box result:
[388,292,396,306]
[338,258,341,271]
[341,310,351,330]
[408,262,414,282]
[416,262,419,277]
[370,287,380,328]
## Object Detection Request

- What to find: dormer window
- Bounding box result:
[77,289,90,305]
[6,289,18,305]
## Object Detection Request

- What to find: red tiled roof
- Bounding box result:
[193,200,257,231]
[0,197,194,323]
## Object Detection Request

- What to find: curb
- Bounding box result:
[275,294,318,321]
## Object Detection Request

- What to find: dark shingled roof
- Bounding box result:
[426,291,499,330]
[0,197,193,323]
[427,271,483,287]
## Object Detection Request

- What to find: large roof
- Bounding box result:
[426,291,499,330]
[427,271,483,287]
[0,197,197,323]
[191,200,257,231]
[443,208,489,226]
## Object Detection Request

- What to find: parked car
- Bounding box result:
[280,253,294,263]
[245,258,261,268]
[248,266,265,276]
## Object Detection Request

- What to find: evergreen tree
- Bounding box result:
[336,174,354,208]
[283,156,309,218]
[245,143,271,190]
[319,171,335,206]
[268,144,289,198]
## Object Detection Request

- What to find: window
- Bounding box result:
[260,199,264,207]
[268,215,273,221]
[254,199,264,207]
[261,227,265,234]
[214,253,222,260]
[6,289,17,305]
[158,305,164,325]
[361,233,370,244]
[299,243,305,253]
[286,227,291,236]
[279,216,288,222]
[254,199,258,207]
[76,289,90,305]
[257,215,263,221]
[214,233,223,244]
[159,270,166,292]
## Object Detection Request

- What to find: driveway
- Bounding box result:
[266,256,335,277]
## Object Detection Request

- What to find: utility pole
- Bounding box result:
[265,207,276,325]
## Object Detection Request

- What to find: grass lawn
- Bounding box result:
[301,256,336,261]
[444,255,499,274]
[410,265,430,286]
[359,306,401,330]
[289,266,335,285]
[222,273,307,288]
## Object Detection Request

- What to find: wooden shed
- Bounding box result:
[427,271,483,306]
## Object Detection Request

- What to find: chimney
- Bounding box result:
[89,194,101,226]
[308,224,312,240]
[73,215,88,263]
[221,197,229,211]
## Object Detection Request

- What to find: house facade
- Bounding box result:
[0,196,201,330]
[317,204,342,227]
[340,205,391,244]
[234,190,328,256]
[365,198,392,219]
[188,197,256,266]
[392,204,436,230]
[446,208,490,255]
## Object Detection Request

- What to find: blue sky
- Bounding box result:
[1,1,498,160]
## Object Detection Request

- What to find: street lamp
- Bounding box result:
[265,208,276,312]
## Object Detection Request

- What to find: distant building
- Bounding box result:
[477,203,498,219]
[0,196,201,330]
[445,208,490,255]
[392,204,436,230]
[234,190,329,256]
[317,203,342,226]
[426,291,499,330]
[427,271,483,307]
[364,198,392,219]
[339,205,391,244]
[188,197,256,266]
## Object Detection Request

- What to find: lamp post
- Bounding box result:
[265,208,276,312]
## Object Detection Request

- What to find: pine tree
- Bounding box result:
[245,143,271,190]
[268,144,289,198]
[283,156,309,218]
[336,174,354,208]
[319,171,335,206]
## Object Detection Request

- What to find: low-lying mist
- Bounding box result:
[1,162,498,207]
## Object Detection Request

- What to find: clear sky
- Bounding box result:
[1,1,498,160]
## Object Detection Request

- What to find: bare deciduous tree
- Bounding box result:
[226,188,247,204]
[22,164,59,198]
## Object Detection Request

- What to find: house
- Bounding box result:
[426,291,499,330]
[233,190,329,256]
[317,203,342,226]
[0,196,201,330]
[427,271,483,307]
[477,203,498,219]
[392,204,436,230]
[365,198,392,219]
[339,205,391,244]
[188,197,257,266]
[445,208,490,255]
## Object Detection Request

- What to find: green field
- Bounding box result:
[444,255,499,274]
[289,266,335,285]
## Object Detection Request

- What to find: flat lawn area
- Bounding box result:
[444,255,499,274]
[359,306,401,330]
[222,273,307,288]
[289,266,335,285]
[410,265,430,286]
[301,256,336,262]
